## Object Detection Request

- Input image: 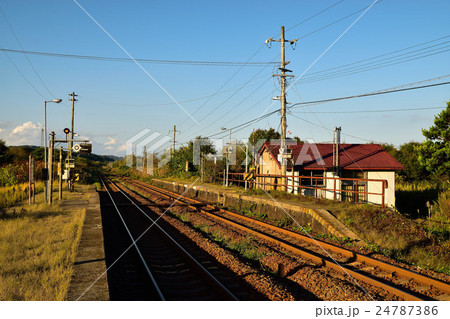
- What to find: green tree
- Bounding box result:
[248,128,280,145]
[417,101,450,180]
[379,143,398,158]
[292,136,304,144]
[0,139,9,164]
[169,136,216,176]
[396,142,428,181]
[30,147,46,162]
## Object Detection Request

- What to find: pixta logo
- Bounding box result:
[125,128,171,175]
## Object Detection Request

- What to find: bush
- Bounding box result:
[0,163,28,187]
[433,189,450,221]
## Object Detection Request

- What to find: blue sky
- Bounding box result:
[0,0,449,156]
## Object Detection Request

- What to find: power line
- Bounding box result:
[203,78,450,140]
[295,42,450,84]
[289,79,450,108]
[175,45,271,131]
[0,47,279,67]
[81,37,450,109]
[1,50,47,99]
[301,35,450,78]
[297,0,384,40]
[180,62,275,136]
[78,74,271,107]
[292,106,444,114]
[287,0,345,32]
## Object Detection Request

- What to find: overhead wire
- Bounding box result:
[74,35,450,109]
[295,42,450,84]
[292,106,445,114]
[1,50,47,99]
[297,0,383,40]
[202,77,450,140]
[0,47,278,67]
[299,35,450,78]
[289,77,450,109]
[175,44,270,131]
[287,0,346,32]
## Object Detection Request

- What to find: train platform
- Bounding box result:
[65,185,109,301]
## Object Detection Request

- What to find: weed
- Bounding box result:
[179,213,190,223]
[343,218,354,226]
[275,217,293,228]
[365,243,380,252]
[228,237,265,261]
[293,223,312,234]
[256,213,268,220]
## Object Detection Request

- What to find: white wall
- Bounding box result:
[324,171,340,201]
[367,171,396,207]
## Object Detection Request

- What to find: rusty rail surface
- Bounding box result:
[118,176,450,301]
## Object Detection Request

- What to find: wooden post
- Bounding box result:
[48,132,55,204]
[28,155,32,205]
[58,147,63,200]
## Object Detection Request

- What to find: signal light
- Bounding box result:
[63,128,70,134]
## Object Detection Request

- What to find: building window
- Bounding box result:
[297,170,325,186]
[341,170,367,203]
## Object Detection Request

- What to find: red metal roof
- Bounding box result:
[259,142,404,171]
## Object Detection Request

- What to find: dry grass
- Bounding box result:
[0,202,85,300]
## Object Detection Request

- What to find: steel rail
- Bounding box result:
[121,177,450,301]
[106,176,239,301]
[100,176,165,300]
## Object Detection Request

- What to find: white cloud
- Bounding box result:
[7,122,42,145]
[104,136,116,145]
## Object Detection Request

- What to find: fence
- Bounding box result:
[216,171,388,207]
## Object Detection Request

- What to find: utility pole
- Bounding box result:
[221,128,232,187]
[68,92,77,191]
[200,152,204,183]
[48,131,55,204]
[333,126,341,176]
[169,125,179,155]
[266,26,297,191]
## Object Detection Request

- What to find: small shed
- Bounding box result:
[256,142,404,207]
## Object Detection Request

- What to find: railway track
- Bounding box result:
[99,176,240,300]
[116,175,450,301]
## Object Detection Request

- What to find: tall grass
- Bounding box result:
[0,182,44,210]
[0,204,85,300]
[395,181,446,218]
